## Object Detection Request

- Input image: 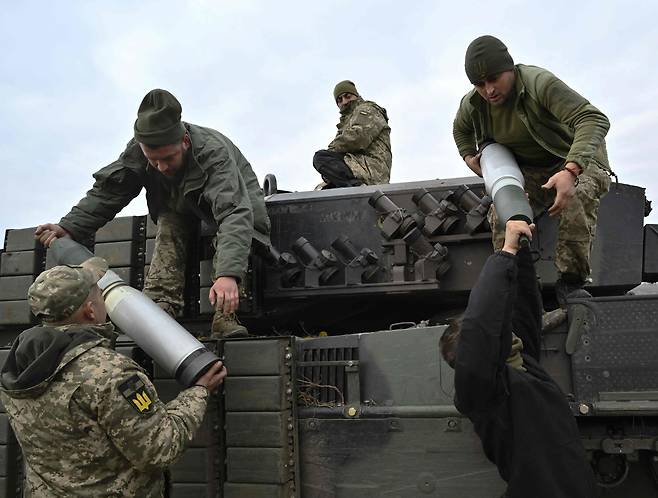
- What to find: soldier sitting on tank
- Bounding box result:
[0,258,227,497]
[453,35,612,309]
[35,89,271,338]
[439,220,595,498]
[313,80,392,188]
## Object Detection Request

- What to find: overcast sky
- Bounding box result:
[1,0,657,242]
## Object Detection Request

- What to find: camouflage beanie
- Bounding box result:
[333,80,359,100]
[28,257,108,323]
[464,35,515,84]
[134,89,187,146]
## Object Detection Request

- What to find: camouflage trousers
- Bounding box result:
[143,212,245,315]
[489,163,611,281]
[143,212,191,315]
[344,153,391,185]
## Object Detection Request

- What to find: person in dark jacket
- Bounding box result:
[34,89,271,338]
[440,220,595,498]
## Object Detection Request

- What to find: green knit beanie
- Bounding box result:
[134,89,187,146]
[464,36,515,84]
[333,80,359,100]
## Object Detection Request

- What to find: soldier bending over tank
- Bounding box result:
[453,35,612,308]
[440,220,595,498]
[314,80,392,188]
[0,259,227,497]
[35,89,271,338]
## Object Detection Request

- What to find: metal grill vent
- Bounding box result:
[297,347,359,407]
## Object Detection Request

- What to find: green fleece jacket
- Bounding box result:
[59,123,271,279]
[453,64,610,173]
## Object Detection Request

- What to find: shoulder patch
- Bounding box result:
[118,375,154,415]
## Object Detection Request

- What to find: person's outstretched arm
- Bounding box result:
[511,246,542,361]
[455,221,533,414]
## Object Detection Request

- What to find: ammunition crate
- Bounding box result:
[4,228,38,252]
[94,216,145,243]
[0,301,32,326]
[94,241,141,268]
[0,276,33,302]
[149,341,222,496]
[0,252,41,277]
[222,338,298,497]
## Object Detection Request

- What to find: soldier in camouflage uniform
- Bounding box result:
[35,89,271,337]
[452,36,612,306]
[0,259,226,498]
[313,80,392,188]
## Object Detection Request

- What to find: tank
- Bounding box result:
[0,175,657,497]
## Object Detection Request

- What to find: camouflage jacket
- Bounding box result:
[453,64,610,173]
[58,123,271,280]
[0,323,208,498]
[328,98,392,184]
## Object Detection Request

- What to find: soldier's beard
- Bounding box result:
[340,100,359,115]
[165,153,191,184]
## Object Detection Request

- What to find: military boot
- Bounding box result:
[555,277,591,309]
[211,311,248,339]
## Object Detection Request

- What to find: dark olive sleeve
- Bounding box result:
[59,142,146,240]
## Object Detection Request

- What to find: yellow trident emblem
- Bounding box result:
[132,391,152,412]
